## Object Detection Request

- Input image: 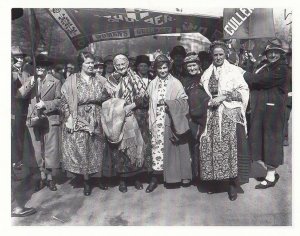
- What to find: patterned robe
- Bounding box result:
[61,74,110,175]
[151,77,168,170]
[199,61,250,182]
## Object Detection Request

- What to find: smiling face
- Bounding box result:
[81,57,95,75]
[94,64,104,75]
[266,49,281,63]
[13,55,24,69]
[212,47,226,67]
[114,59,129,75]
[157,63,169,79]
[186,62,200,76]
[36,66,47,77]
[137,63,149,76]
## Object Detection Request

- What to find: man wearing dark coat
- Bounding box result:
[243,38,288,189]
[11,46,32,169]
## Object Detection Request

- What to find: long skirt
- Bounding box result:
[62,128,104,176]
[199,111,250,184]
[102,110,151,178]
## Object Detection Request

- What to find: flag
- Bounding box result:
[27,8,44,53]
[223,8,275,39]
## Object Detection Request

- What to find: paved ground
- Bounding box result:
[11,117,292,226]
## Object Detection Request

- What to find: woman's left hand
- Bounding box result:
[124,104,135,117]
[210,95,226,106]
[35,100,45,110]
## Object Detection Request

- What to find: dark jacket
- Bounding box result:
[11,66,31,118]
[182,73,210,139]
[243,57,288,167]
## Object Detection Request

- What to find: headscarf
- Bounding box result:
[113,54,129,68]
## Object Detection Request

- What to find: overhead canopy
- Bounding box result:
[47,8,223,50]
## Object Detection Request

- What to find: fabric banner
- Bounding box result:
[47,8,223,50]
[27,9,41,52]
[223,8,275,39]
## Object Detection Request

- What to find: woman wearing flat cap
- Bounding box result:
[243,38,289,189]
[18,54,61,192]
[182,52,210,179]
[145,54,192,193]
[199,41,250,201]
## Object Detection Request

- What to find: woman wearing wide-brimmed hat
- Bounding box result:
[243,38,289,189]
[18,53,61,192]
[60,52,111,196]
[145,54,192,193]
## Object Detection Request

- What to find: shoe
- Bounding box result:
[145,181,158,193]
[182,179,191,188]
[99,182,108,190]
[47,180,57,191]
[35,179,47,191]
[207,190,215,194]
[83,180,91,196]
[119,181,128,193]
[134,180,143,190]
[12,207,36,217]
[228,184,238,201]
[255,177,265,182]
[255,174,280,189]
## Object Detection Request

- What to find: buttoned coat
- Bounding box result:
[18,74,62,168]
[243,58,288,167]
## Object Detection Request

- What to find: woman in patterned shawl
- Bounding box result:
[60,52,110,196]
[103,54,151,193]
[199,41,250,201]
[145,54,192,193]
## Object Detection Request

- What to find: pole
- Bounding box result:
[27,8,45,168]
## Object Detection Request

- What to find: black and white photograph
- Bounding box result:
[2,0,299,231]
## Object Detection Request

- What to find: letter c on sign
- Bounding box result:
[224,25,235,36]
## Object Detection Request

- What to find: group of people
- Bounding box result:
[11,38,291,217]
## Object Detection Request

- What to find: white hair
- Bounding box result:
[113,54,129,66]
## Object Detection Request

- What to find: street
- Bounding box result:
[12,116,292,226]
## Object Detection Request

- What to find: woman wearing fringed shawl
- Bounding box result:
[60,52,111,196]
[145,54,192,193]
[103,54,151,193]
[199,41,250,201]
